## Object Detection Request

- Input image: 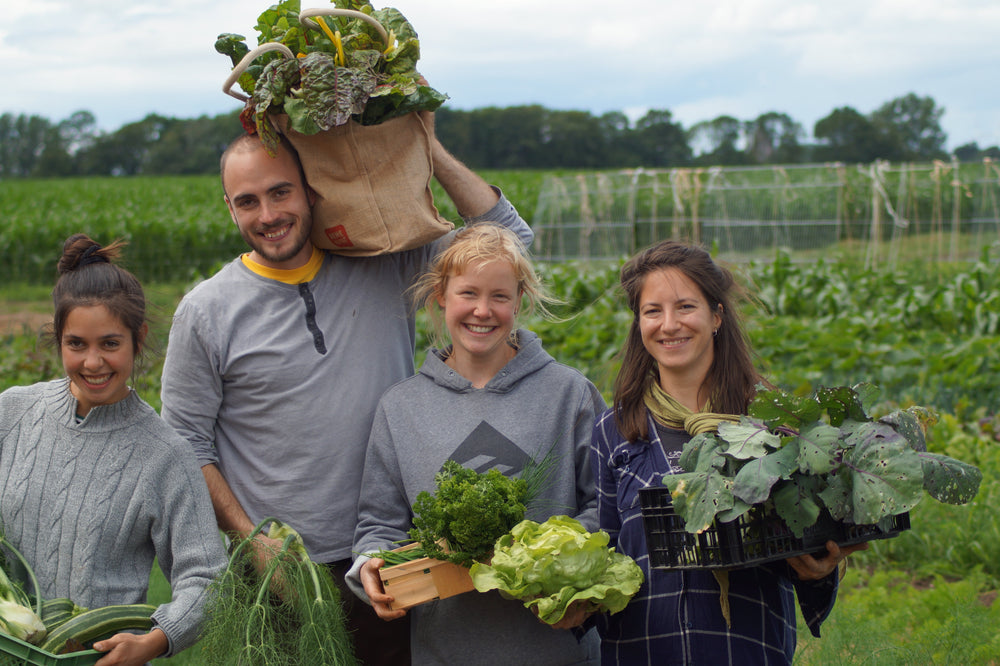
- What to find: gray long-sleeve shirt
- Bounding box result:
[0,379,227,657]
[161,193,531,562]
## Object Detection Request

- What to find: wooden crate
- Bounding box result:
[378,543,475,611]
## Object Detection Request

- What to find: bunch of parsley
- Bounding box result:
[408,458,557,567]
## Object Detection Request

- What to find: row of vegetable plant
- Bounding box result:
[524,254,1000,415]
[4,252,997,416]
[0,170,547,285]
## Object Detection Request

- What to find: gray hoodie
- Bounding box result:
[349,329,605,665]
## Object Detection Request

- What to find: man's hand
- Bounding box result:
[415,99,499,218]
[245,532,299,601]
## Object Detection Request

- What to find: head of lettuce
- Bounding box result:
[469,515,643,625]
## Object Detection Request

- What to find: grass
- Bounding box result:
[146,555,1000,664]
[794,566,1000,665]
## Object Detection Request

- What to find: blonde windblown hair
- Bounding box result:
[411,223,557,348]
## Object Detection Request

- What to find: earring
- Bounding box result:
[713,329,718,337]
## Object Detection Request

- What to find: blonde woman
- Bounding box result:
[348,224,605,665]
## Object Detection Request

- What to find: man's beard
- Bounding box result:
[242,215,312,264]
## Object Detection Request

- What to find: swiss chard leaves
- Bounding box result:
[284,51,379,133]
[216,0,448,151]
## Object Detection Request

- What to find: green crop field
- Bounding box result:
[0,170,552,285]
[2,173,999,664]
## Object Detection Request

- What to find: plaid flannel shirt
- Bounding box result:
[590,408,838,665]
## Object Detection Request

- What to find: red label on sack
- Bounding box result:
[325,225,354,248]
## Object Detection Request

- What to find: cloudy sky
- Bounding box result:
[4,0,999,150]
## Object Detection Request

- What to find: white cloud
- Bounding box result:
[2,0,998,148]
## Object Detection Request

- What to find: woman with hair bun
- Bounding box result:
[0,234,226,665]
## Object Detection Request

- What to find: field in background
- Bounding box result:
[0,170,547,285]
[3,169,999,664]
[3,160,998,286]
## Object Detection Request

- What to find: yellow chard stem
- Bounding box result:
[315,16,345,66]
[334,30,345,67]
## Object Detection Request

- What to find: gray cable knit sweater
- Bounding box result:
[0,378,227,657]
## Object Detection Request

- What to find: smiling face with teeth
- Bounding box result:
[638,267,722,406]
[61,304,144,417]
[437,259,521,385]
[222,138,316,270]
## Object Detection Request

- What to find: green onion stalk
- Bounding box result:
[197,518,356,666]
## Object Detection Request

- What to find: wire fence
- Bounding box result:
[531,158,1000,266]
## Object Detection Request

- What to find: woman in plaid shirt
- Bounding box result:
[590,240,863,665]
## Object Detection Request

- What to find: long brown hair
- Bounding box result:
[613,240,762,441]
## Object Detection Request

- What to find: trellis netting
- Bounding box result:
[531,158,1000,266]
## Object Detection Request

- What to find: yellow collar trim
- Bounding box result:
[241,246,324,284]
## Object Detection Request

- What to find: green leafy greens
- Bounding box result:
[663,384,983,537]
[215,0,447,151]
[469,515,643,624]
[407,460,532,567]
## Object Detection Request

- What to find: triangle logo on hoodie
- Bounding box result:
[447,421,528,478]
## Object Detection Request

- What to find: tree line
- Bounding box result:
[2,92,998,179]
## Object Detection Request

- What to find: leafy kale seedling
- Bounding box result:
[663,383,982,537]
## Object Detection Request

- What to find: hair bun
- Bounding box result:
[77,244,109,268]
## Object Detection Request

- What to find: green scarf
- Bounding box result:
[643,376,741,627]
[643,377,741,435]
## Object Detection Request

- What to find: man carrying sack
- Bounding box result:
[160,110,533,665]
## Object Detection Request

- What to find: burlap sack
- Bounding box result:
[274,112,454,256]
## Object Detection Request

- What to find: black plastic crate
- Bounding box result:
[639,486,910,570]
